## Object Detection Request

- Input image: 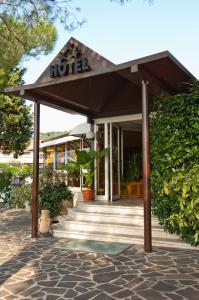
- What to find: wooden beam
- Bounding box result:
[27,90,93,117]
[142,80,152,253]
[31,101,40,238]
[131,64,177,94]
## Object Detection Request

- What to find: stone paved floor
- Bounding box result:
[0,209,199,300]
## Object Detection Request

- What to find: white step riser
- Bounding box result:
[68,209,159,226]
[53,229,195,250]
[58,220,177,240]
[68,210,144,226]
[77,202,144,216]
[53,229,142,244]
[59,220,143,236]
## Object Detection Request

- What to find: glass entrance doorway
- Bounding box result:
[110,124,120,200]
[94,114,142,202]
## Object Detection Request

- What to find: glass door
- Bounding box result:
[94,123,109,201]
[94,121,121,202]
[110,123,120,201]
[95,114,142,202]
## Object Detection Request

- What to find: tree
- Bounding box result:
[150,82,199,245]
[0,69,33,158]
[0,0,88,86]
[0,16,57,88]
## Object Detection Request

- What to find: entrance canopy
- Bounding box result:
[4,37,196,251]
[4,37,195,118]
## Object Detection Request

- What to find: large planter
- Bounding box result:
[61,199,73,214]
[39,209,51,234]
[82,189,95,202]
[127,180,143,198]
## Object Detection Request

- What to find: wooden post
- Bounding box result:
[142,80,152,252]
[31,101,40,238]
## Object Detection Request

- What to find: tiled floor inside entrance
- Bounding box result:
[0,209,199,300]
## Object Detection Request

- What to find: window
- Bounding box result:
[55,144,65,169]
[83,139,91,151]
[66,140,80,187]
[44,146,54,169]
[66,140,80,162]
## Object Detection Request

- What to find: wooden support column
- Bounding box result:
[142,80,152,252]
[32,101,40,238]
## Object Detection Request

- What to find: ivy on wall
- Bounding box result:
[150,81,199,245]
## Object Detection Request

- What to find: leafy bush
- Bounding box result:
[10,184,32,209]
[150,81,199,245]
[0,170,12,192]
[18,165,33,178]
[0,163,18,192]
[0,164,33,189]
[0,164,33,208]
[39,168,73,218]
[161,166,199,244]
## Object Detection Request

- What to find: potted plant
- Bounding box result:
[65,149,108,202]
[124,153,143,198]
[39,170,73,233]
[131,153,142,182]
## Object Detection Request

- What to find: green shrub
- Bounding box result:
[10,184,32,209]
[161,166,199,244]
[0,163,18,192]
[150,81,199,245]
[18,165,33,178]
[0,163,33,191]
[39,169,73,218]
[0,171,12,193]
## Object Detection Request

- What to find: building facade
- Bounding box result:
[0,141,43,165]
[5,37,195,250]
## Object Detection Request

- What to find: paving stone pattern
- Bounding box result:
[0,209,199,299]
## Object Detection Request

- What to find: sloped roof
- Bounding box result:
[36,37,115,85]
[4,37,196,118]
[40,135,79,148]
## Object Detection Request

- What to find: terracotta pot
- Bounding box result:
[82,189,95,202]
[39,210,51,234]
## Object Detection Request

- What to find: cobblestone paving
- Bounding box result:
[0,209,199,300]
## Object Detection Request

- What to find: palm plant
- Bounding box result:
[65,148,108,189]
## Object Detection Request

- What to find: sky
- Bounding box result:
[22,0,199,132]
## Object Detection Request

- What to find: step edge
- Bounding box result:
[53,229,191,245]
[58,218,161,229]
[68,209,146,218]
[54,229,178,240]
[78,203,144,209]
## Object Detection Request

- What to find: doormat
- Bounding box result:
[54,240,132,255]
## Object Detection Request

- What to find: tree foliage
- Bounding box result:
[150,81,199,245]
[0,0,86,86]
[0,15,57,87]
[0,0,83,30]
[0,69,33,158]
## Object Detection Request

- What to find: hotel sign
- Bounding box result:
[50,43,91,78]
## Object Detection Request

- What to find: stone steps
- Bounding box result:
[77,201,144,215]
[52,201,196,249]
[53,223,194,249]
[67,207,158,226]
[57,215,177,238]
